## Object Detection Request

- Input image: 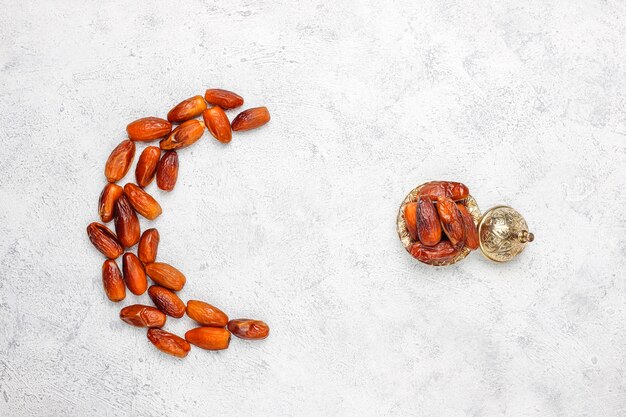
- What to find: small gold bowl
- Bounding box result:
[396,183,481,266]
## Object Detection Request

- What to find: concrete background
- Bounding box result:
[1,0,625,416]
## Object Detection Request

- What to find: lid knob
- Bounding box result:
[517,230,534,243]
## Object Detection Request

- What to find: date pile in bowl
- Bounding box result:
[402,181,480,264]
[87,89,270,358]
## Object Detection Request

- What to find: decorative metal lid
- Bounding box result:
[477,206,534,262]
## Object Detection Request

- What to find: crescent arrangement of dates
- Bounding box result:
[87,88,270,358]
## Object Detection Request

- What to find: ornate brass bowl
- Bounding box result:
[396,183,481,266]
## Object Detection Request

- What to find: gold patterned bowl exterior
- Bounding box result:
[478,206,534,262]
[397,184,481,266]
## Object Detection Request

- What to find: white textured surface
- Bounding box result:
[1,1,625,416]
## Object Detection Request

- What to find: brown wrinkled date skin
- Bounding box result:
[123,252,148,295]
[98,183,123,223]
[231,107,270,131]
[204,89,244,110]
[409,240,464,263]
[148,286,186,318]
[160,119,205,150]
[123,183,162,220]
[145,262,186,291]
[227,319,270,340]
[138,228,159,264]
[102,260,126,302]
[147,329,191,358]
[167,96,207,123]
[416,196,442,246]
[114,195,140,247]
[419,181,469,202]
[120,304,166,328]
[456,203,480,250]
[403,202,419,241]
[436,196,465,245]
[202,107,232,143]
[87,222,124,259]
[105,140,135,183]
[185,327,231,350]
[156,151,178,191]
[127,117,172,142]
[135,146,161,187]
[186,300,229,327]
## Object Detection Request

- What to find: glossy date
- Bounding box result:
[416,195,442,246]
[436,196,465,245]
[418,181,469,202]
[409,240,464,263]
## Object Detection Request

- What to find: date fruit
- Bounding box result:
[204,89,244,110]
[102,259,126,302]
[127,117,172,142]
[186,300,228,327]
[167,96,207,123]
[418,181,469,202]
[416,196,442,246]
[145,262,186,291]
[409,240,464,263]
[138,228,159,264]
[403,202,418,241]
[98,183,123,223]
[202,106,232,143]
[227,319,269,340]
[120,304,166,328]
[231,107,270,131]
[123,183,162,220]
[156,150,178,192]
[114,195,140,247]
[135,146,161,187]
[105,140,135,183]
[160,119,205,150]
[185,327,231,351]
[147,329,191,358]
[436,196,465,245]
[457,203,479,250]
[148,286,186,318]
[123,252,147,295]
[87,222,123,259]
